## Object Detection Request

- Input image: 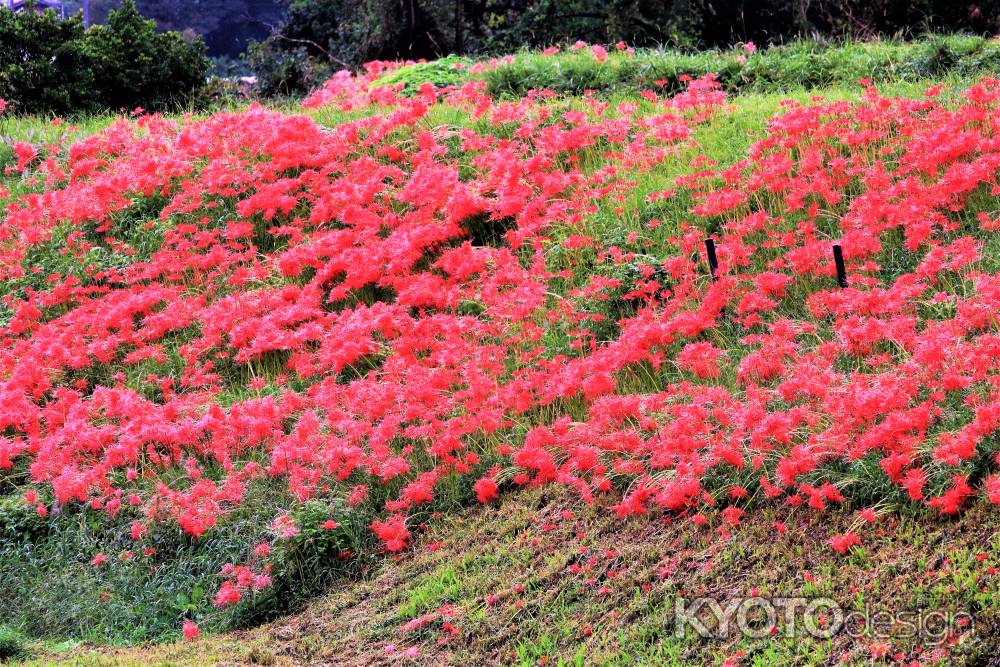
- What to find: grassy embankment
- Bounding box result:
[3,36,1000,665]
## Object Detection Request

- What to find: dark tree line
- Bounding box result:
[60,0,286,56]
[248,0,1000,95]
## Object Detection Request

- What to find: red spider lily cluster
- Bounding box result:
[5,58,1000,621]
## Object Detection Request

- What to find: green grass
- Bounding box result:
[0,113,116,149]
[0,626,29,661]
[367,35,1000,98]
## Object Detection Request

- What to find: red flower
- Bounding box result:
[830,532,861,554]
[473,477,499,504]
[213,581,242,608]
[182,620,200,641]
[371,514,410,552]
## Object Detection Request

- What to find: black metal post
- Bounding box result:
[833,243,847,288]
[704,238,719,282]
[705,238,727,319]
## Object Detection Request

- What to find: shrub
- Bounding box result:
[0,6,94,115]
[85,0,210,113]
[370,55,472,94]
[245,41,333,100]
[0,0,209,115]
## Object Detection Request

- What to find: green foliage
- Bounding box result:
[84,0,210,112]
[481,36,1000,97]
[0,0,209,115]
[0,476,365,644]
[229,498,367,628]
[0,482,281,643]
[0,6,94,115]
[0,625,29,661]
[371,55,472,95]
[247,0,1000,98]
[458,0,709,55]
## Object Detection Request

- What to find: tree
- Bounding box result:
[0,0,209,115]
[247,0,454,96]
[85,0,209,111]
[0,4,93,114]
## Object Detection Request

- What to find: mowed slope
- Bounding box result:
[23,489,1000,665]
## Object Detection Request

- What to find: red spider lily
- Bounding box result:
[473,477,499,504]
[181,619,200,640]
[830,532,862,554]
[371,514,411,552]
[213,581,242,607]
[6,64,1000,608]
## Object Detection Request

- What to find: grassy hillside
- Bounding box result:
[4,38,1000,666]
[369,35,1000,97]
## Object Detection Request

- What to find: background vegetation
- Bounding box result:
[396,35,1000,98]
[3,1,999,109]
[249,0,1000,95]
[0,0,208,115]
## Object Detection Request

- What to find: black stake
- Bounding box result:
[704,238,727,320]
[704,238,719,282]
[833,243,848,288]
